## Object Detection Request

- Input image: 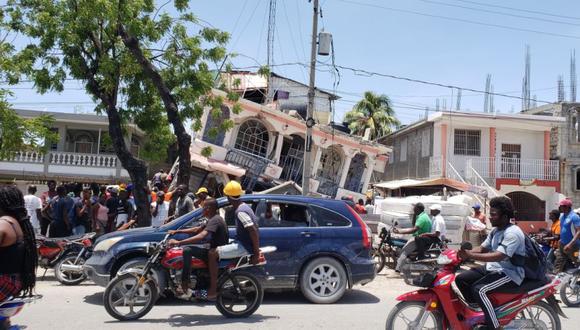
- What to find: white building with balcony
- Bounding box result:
[380,111,565,227]
[0,109,146,183]
[188,89,391,200]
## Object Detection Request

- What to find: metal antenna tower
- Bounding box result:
[490,84,495,114]
[265,0,277,103]
[456,88,462,111]
[436,98,440,111]
[484,74,491,113]
[571,49,577,102]
[522,45,531,110]
[558,75,565,102]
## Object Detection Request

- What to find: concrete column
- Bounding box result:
[361,157,375,193]
[311,146,323,177]
[339,156,353,188]
[274,134,285,164]
[57,125,67,151]
[441,124,448,177]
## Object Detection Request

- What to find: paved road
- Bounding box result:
[11,269,580,329]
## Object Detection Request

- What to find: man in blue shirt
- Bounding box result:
[554,199,580,273]
[456,196,526,330]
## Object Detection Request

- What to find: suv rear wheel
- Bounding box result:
[300,257,347,304]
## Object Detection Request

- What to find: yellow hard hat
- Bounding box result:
[196,187,208,195]
[223,181,243,197]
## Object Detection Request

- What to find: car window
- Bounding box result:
[257,201,312,228]
[311,206,351,227]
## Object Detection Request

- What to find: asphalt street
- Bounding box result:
[11,269,580,329]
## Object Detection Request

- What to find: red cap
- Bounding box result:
[559,199,573,207]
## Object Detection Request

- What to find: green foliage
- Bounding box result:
[201,146,213,158]
[0,0,239,162]
[258,65,270,78]
[344,91,400,140]
[0,90,58,158]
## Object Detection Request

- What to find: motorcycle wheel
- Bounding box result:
[512,300,561,330]
[384,247,398,270]
[385,301,443,330]
[55,254,87,286]
[216,272,263,318]
[372,248,386,274]
[104,273,158,321]
[560,273,580,307]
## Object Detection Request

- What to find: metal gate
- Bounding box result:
[225,149,272,192]
[280,136,304,184]
[506,191,545,222]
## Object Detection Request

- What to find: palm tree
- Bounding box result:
[344,91,400,140]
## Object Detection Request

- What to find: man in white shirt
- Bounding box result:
[150,191,170,227]
[24,185,42,235]
[425,204,446,242]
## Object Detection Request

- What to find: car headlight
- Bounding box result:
[94,237,124,252]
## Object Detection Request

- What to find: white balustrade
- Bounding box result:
[47,152,117,168]
[468,157,559,181]
[2,151,44,163]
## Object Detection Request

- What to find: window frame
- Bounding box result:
[400,137,408,162]
[234,119,270,157]
[310,205,352,228]
[453,129,481,156]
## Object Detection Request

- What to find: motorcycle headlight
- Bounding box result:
[94,237,124,252]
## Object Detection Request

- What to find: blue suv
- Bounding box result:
[84,195,375,304]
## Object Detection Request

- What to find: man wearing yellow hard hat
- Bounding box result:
[194,187,209,209]
[206,181,261,300]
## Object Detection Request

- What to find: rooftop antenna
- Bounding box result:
[484,74,491,113]
[490,84,495,114]
[265,0,277,104]
[436,98,440,112]
[456,88,462,111]
[558,75,565,102]
[522,45,531,110]
[571,49,577,102]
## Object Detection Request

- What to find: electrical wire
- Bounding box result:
[419,0,580,27]
[281,0,308,82]
[453,0,580,21]
[336,0,580,40]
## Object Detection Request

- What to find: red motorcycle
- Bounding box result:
[103,233,276,321]
[36,232,96,285]
[386,243,566,330]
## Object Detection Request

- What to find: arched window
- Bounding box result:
[202,105,230,146]
[345,153,367,192]
[234,119,270,157]
[317,146,343,180]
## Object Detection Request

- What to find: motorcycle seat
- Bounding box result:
[493,278,549,294]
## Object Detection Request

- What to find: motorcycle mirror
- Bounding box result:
[460,241,473,250]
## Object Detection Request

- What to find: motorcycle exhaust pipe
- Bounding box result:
[59,264,84,273]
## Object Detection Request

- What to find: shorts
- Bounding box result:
[217,242,249,260]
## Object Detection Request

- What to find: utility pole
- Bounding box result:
[302,0,319,196]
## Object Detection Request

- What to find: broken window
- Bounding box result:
[317,146,343,180]
[202,105,229,146]
[234,119,270,157]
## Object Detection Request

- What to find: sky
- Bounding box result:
[4,0,580,125]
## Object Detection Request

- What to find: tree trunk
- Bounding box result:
[118,25,192,187]
[106,105,151,227]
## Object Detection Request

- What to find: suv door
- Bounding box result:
[256,200,324,284]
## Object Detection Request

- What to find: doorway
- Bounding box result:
[501,144,521,179]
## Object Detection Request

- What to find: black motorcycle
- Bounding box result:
[372,225,407,273]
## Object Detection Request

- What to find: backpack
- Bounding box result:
[489,225,548,281]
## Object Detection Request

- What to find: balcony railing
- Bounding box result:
[225,149,273,191]
[467,157,559,181]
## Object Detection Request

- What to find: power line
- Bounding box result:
[420,0,580,27]
[337,0,580,40]
[453,0,580,21]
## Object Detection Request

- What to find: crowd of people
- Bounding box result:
[19,169,214,238]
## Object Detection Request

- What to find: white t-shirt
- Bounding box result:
[24,194,42,230]
[432,214,447,241]
[151,201,170,227]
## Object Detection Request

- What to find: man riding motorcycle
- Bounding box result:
[456,196,526,330]
[394,203,432,272]
[168,198,228,300]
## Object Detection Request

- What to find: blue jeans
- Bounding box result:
[72,225,86,235]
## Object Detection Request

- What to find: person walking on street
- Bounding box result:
[151,191,170,227]
[0,186,37,329]
[23,185,42,235]
[40,180,57,236]
[554,199,580,273]
[166,185,194,223]
[49,185,74,238]
[354,199,367,214]
[73,188,92,235]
